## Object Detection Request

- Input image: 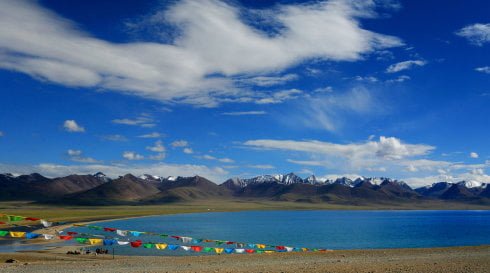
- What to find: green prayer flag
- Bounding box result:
[256,250,264,254]
[8,215,24,222]
[215,240,225,245]
[203,247,213,253]
[143,243,154,248]
[159,234,168,238]
[76,238,88,244]
[0,231,8,236]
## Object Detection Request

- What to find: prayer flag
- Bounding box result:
[203,247,213,253]
[41,220,52,227]
[117,240,129,246]
[0,231,8,236]
[143,243,154,249]
[224,248,234,254]
[245,249,255,254]
[180,246,191,251]
[116,230,127,236]
[104,239,116,246]
[130,241,143,248]
[76,238,88,244]
[8,216,24,222]
[214,248,224,254]
[26,233,40,239]
[155,243,167,250]
[104,227,117,232]
[88,239,103,245]
[67,232,78,236]
[168,244,179,250]
[43,234,54,240]
[235,248,245,254]
[191,246,203,252]
[59,235,72,240]
[9,232,26,238]
[25,217,40,221]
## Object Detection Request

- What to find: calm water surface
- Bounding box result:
[68,210,490,255]
[2,210,489,255]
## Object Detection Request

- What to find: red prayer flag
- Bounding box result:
[226,241,234,245]
[276,246,286,250]
[103,227,117,232]
[245,249,255,254]
[67,232,78,235]
[130,241,142,248]
[191,246,203,252]
[171,236,180,240]
[25,217,41,221]
[59,235,73,240]
[0,222,5,224]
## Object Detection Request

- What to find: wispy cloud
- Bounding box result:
[0,0,402,106]
[198,154,234,164]
[112,114,156,128]
[386,60,426,73]
[221,111,267,116]
[63,120,85,133]
[122,151,144,160]
[475,66,490,74]
[101,134,128,141]
[455,23,490,46]
[171,140,188,147]
[66,149,99,163]
[237,73,298,87]
[138,132,164,138]
[146,140,166,152]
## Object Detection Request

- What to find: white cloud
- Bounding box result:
[0,131,3,137]
[171,140,188,147]
[470,152,479,159]
[146,140,166,152]
[237,73,298,87]
[199,154,234,163]
[455,23,490,46]
[149,153,165,161]
[63,120,85,132]
[112,115,156,127]
[221,111,267,116]
[475,66,490,74]
[66,149,99,163]
[138,132,164,138]
[353,76,378,82]
[122,151,144,160]
[386,75,410,83]
[0,0,402,106]
[255,89,304,104]
[183,148,194,154]
[248,164,275,169]
[102,134,128,141]
[313,86,334,93]
[0,162,229,182]
[218,158,234,163]
[246,136,435,171]
[67,149,82,156]
[386,60,426,73]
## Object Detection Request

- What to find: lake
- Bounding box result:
[65,210,490,256]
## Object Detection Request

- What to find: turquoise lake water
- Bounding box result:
[65,210,490,256]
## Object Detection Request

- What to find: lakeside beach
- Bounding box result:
[1,245,489,273]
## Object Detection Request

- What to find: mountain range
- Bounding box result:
[0,172,488,205]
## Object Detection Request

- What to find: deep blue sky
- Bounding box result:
[0,0,489,186]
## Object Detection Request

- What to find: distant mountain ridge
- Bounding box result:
[0,172,488,205]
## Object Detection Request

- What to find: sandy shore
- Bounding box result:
[0,245,488,273]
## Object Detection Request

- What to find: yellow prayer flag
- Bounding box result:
[301,248,308,252]
[214,248,224,254]
[155,243,167,250]
[256,244,266,249]
[264,250,275,254]
[88,238,103,245]
[9,232,26,238]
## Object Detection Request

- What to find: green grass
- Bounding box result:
[0,199,488,223]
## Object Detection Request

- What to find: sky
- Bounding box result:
[0,0,489,187]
